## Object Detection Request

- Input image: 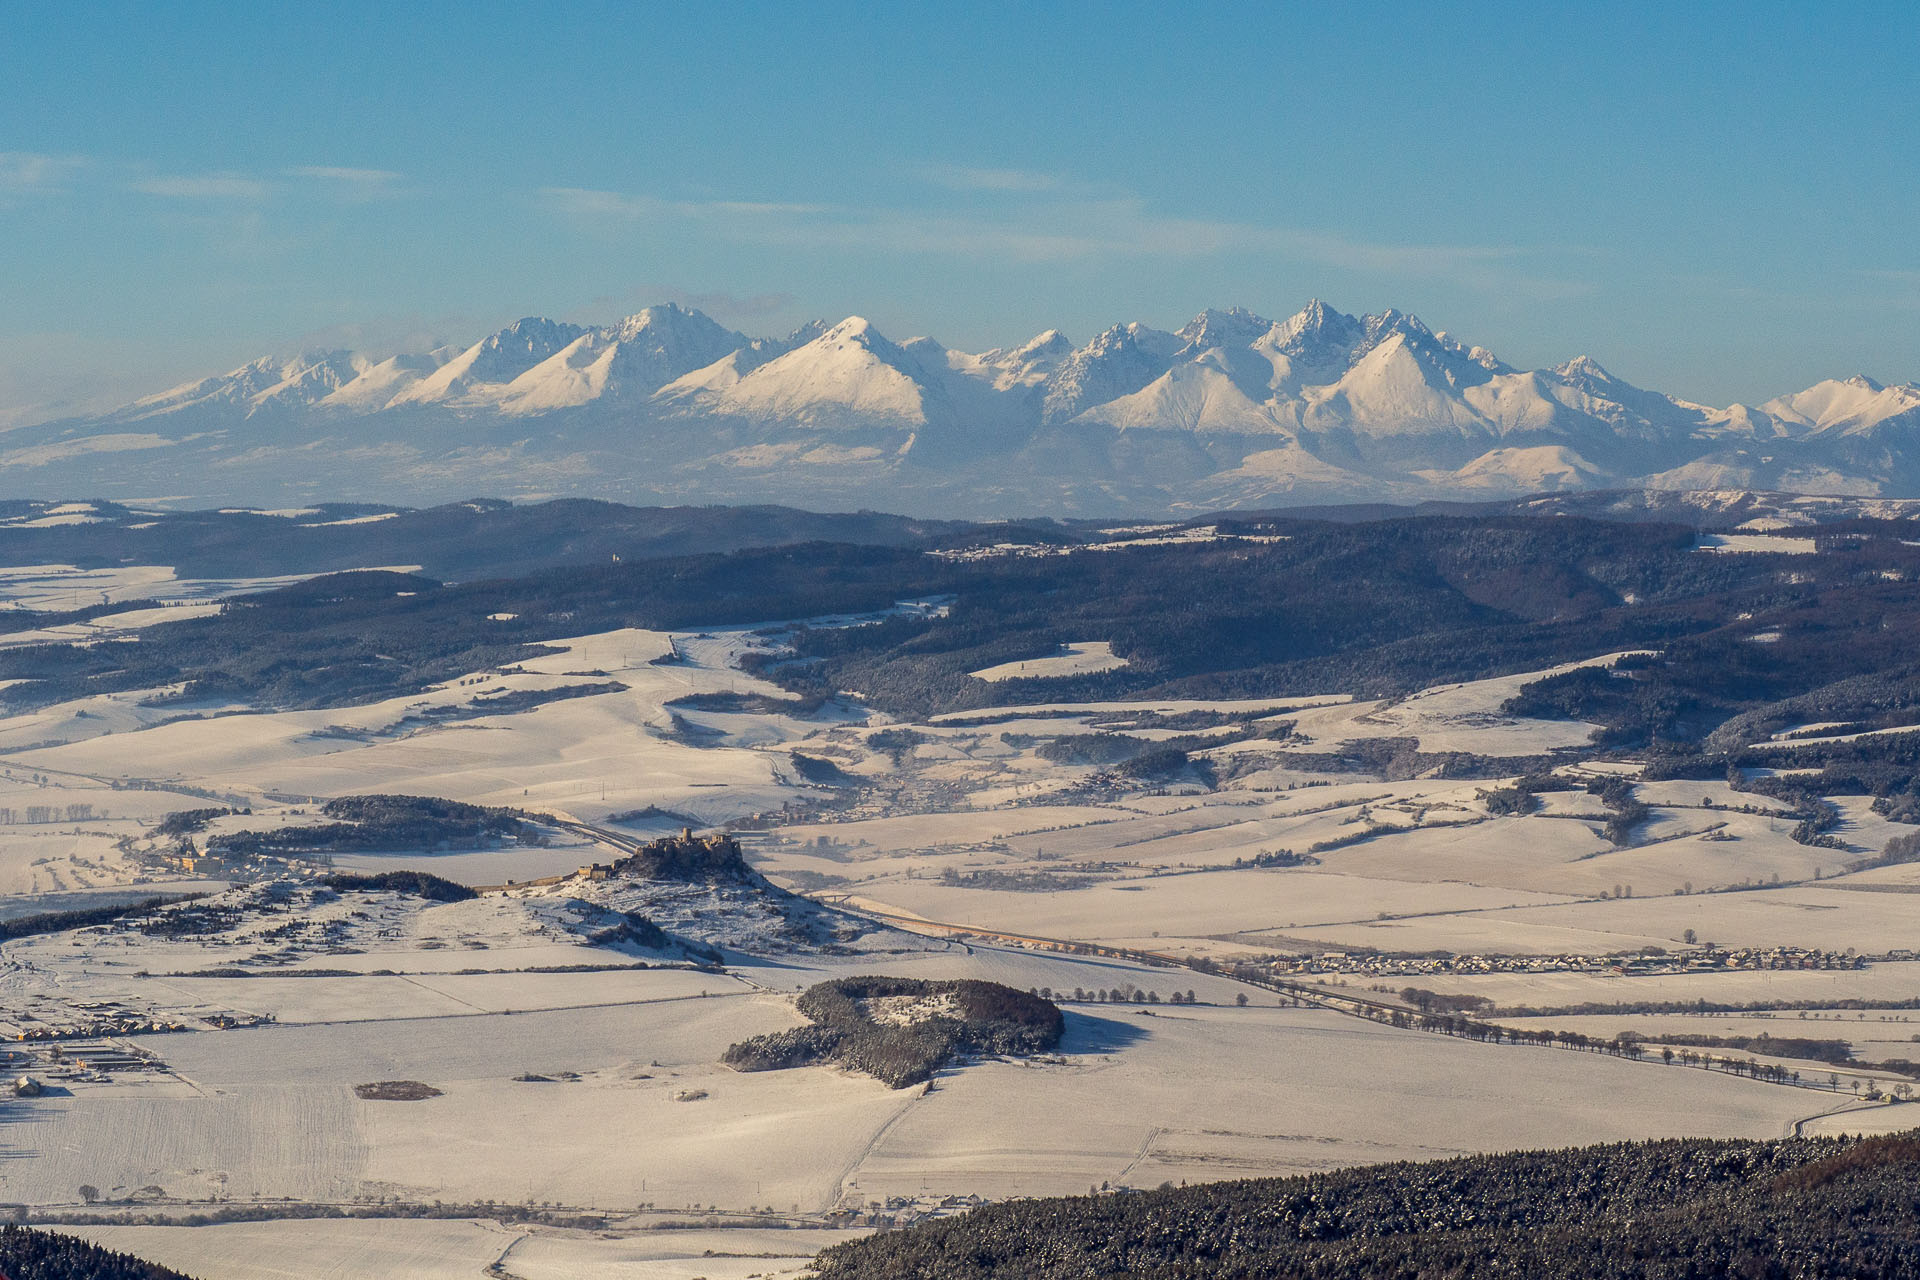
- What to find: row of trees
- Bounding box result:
[1035,987,1201,1005]
[0,803,101,824]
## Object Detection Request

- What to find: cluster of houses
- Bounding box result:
[827,1192,991,1229]
[6,1039,161,1092]
[150,846,237,875]
[1262,944,1870,980]
[1,997,271,1043]
[5,1011,189,1041]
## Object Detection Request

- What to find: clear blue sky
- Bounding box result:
[4,1,1917,421]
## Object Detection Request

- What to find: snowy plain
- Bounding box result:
[0,577,1910,1277]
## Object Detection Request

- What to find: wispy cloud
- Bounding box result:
[125,164,414,206]
[623,286,797,323]
[541,187,827,219]
[0,151,89,201]
[132,173,271,201]
[539,180,1585,297]
[282,310,467,360]
[286,165,403,185]
[919,164,1062,193]
[9,155,414,206]
[284,165,414,202]
[1859,268,1920,289]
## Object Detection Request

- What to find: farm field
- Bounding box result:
[970,640,1128,682]
[0,964,1825,1218]
[1383,962,1920,1010]
[64,1220,863,1280]
[0,561,1915,1276]
[830,1002,1819,1202]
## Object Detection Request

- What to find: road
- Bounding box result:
[492,818,1873,1106]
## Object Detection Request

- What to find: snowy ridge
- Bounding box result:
[8,299,1919,516]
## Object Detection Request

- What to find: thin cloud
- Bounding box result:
[132,165,411,205]
[625,286,797,322]
[286,165,404,185]
[541,181,1585,297]
[920,164,1063,192]
[542,186,655,218]
[541,187,827,219]
[285,165,414,204]
[0,151,89,199]
[132,173,271,200]
[281,310,469,359]
[706,199,831,215]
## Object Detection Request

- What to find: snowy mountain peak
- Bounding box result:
[392,317,586,407]
[961,330,1076,392]
[493,316,579,345]
[818,315,884,344]
[28,296,1920,515]
[471,318,587,371]
[1554,355,1618,384]
[1013,329,1073,361]
[798,317,924,371]
[684,312,935,430]
[608,302,733,345]
[1759,374,1920,436]
[1040,322,1184,424]
[1272,298,1363,348]
[1363,308,1433,345]
[1080,322,1178,358]
[489,304,747,414]
[1292,297,1335,328]
[1178,307,1274,350]
[118,349,370,421]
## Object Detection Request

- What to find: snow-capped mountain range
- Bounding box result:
[6,300,1918,516]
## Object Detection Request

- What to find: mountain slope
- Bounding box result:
[494,304,746,414]
[5,299,1915,517]
[392,317,586,408]
[693,316,932,429]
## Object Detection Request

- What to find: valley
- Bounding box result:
[0,499,1912,1276]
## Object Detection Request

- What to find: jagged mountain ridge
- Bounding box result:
[6,300,1918,517]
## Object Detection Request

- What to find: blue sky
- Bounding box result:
[3,1,1917,421]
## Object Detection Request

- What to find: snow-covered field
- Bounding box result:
[0,624,815,868]
[0,601,223,649]
[837,1003,1815,1202]
[0,561,419,612]
[66,1220,865,1280]
[1251,653,1641,757]
[0,603,1912,1276]
[1,968,1819,1223]
[970,641,1129,682]
[1695,533,1819,554]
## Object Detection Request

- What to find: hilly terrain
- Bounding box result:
[0,497,1917,1278]
[811,1133,1920,1280]
[7,302,1919,515]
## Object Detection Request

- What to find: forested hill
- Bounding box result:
[812,1131,1920,1280]
[0,489,1900,582]
[0,498,961,580]
[6,511,1920,767]
[0,1224,194,1278]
